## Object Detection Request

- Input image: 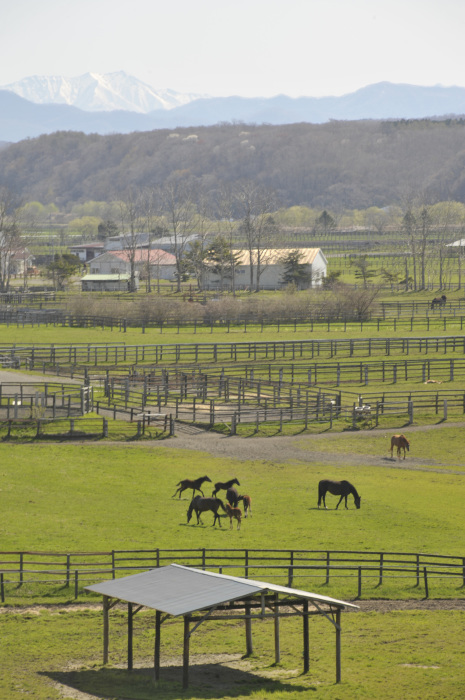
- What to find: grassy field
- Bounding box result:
[2,307,465,698]
[1,607,464,699]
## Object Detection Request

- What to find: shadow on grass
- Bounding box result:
[43,662,314,699]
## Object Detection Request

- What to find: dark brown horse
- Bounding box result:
[187,496,226,526]
[225,486,240,507]
[224,503,242,530]
[173,475,211,499]
[390,434,410,460]
[238,494,252,518]
[318,480,361,510]
[212,478,240,497]
[431,294,446,309]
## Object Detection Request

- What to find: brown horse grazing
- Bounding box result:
[237,494,252,518]
[224,503,242,530]
[173,475,211,499]
[318,480,361,510]
[187,496,226,526]
[431,294,447,309]
[390,434,410,460]
[212,478,240,497]
[225,486,240,507]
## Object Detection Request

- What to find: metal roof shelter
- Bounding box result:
[86,564,358,689]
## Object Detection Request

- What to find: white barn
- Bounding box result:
[89,249,176,280]
[204,248,327,291]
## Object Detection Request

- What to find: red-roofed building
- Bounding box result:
[89,249,176,280]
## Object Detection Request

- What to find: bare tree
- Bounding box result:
[159,178,198,292]
[117,187,143,292]
[0,187,24,293]
[233,181,279,292]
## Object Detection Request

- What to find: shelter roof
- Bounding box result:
[85,564,357,616]
[80,273,131,281]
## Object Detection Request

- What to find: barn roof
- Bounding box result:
[85,563,357,616]
[232,248,326,266]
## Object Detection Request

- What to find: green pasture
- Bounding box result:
[1,607,464,700]
[3,315,465,346]
[1,439,464,601]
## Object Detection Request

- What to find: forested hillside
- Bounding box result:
[1,118,465,210]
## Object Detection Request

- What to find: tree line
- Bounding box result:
[2,118,465,210]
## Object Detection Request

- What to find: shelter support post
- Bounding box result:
[303,600,309,674]
[336,609,341,683]
[245,602,253,656]
[154,610,161,681]
[274,593,280,664]
[128,603,133,670]
[103,596,109,665]
[183,615,190,689]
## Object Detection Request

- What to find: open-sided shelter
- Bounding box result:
[86,563,358,689]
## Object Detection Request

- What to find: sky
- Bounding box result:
[1,0,465,98]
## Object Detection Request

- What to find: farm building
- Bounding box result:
[86,563,357,689]
[203,248,327,291]
[89,249,176,280]
[69,242,104,262]
[80,273,139,292]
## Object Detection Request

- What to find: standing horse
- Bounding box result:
[431,294,447,309]
[212,478,240,497]
[390,434,410,460]
[237,494,252,517]
[225,487,240,507]
[318,480,361,510]
[187,496,226,526]
[173,475,211,499]
[224,503,242,530]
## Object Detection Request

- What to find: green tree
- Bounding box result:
[350,255,377,288]
[97,219,119,240]
[280,250,312,289]
[206,236,241,291]
[45,253,81,290]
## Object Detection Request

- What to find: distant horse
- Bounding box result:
[173,475,212,499]
[212,478,240,497]
[431,294,447,309]
[390,434,410,460]
[226,487,240,507]
[187,496,226,526]
[238,494,252,518]
[318,480,361,510]
[224,503,242,530]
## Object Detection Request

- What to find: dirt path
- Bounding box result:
[104,421,465,473]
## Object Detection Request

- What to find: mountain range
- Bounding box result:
[1,72,465,143]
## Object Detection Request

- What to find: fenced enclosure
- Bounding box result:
[0,382,93,419]
[0,548,463,602]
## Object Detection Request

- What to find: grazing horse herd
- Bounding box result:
[174,476,252,529]
[174,434,410,524]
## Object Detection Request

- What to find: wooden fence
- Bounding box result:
[0,383,93,419]
[0,548,463,601]
[4,335,465,370]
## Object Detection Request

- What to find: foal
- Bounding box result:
[237,494,252,517]
[224,503,242,530]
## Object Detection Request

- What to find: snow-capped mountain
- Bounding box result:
[1,71,206,113]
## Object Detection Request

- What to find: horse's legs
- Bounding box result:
[229,516,233,530]
[178,486,185,499]
[336,495,343,509]
[345,496,348,510]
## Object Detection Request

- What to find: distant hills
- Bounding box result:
[1,74,465,142]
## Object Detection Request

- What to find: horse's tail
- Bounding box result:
[217,498,227,512]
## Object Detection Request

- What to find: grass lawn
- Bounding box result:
[1,607,464,699]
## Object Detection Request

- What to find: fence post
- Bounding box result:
[0,573,4,603]
[443,400,448,421]
[230,412,237,436]
[357,566,362,598]
[408,401,413,424]
[326,551,330,584]
[169,414,175,437]
[74,570,79,599]
[378,553,384,586]
[423,567,429,598]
